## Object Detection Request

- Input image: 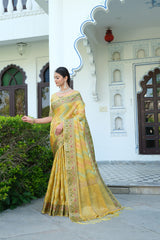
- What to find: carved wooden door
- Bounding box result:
[137,68,160,154]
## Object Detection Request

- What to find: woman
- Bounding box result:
[22,67,122,223]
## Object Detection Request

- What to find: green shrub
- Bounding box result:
[0,115,53,212]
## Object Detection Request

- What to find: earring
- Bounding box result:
[64,81,67,89]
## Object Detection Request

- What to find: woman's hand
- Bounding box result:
[21,116,34,124]
[55,122,63,136]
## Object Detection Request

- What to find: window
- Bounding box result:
[0,64,27,116]
[38,63,50,118]
[137,68,160,154]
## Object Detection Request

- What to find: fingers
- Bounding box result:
[55,127,63,136]
[21,116,27,121]
[55,129,61,136]
[21,116,30,123]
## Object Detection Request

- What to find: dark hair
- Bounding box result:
[55,67,71,86]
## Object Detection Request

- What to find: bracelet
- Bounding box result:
[32,119,35,124]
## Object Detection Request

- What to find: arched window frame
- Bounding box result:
[0,64,27,116]
[38,62,50,118]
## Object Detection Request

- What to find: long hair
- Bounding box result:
[55,67,70,86]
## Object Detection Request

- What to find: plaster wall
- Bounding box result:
[0,13,48,43]
[74,38,160,161]
[0,40,49,118]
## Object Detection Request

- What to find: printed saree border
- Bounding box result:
[64,118,81,222]
[42,202,69,217]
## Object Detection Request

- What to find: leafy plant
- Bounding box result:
[0,115,53,212]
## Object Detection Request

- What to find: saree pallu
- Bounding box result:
[42,91,122,222]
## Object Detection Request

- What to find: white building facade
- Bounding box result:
[0,0,160,161]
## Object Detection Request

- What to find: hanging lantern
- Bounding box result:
[104,29,114,43]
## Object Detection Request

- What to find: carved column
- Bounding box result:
[17,0,23,12]
[26,0,32,10]
[0,0,4,14]
[8,0,14,13]
[83,39,98,101]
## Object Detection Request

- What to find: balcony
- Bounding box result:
[0,0,45,20]
[0,0,48,44]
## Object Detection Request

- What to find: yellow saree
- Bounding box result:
[42,90,122,222]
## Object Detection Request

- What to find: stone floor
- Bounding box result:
[0,161,160,240]
[98,161,160,186]
[0,195,160,240]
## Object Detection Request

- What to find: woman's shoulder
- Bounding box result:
[50,90,81,100]
[72,90,80,95]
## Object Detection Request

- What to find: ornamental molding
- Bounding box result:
[83,38,98,101]
[109,56,160,65]
[111,131,127,137]
[109,64,124,84]
[0,9,45,21]
[110,89,125,108]
[151,41,160,57]
[108,45,124,61]
[110,108,126,114]
[109,83,125,89]
[133,42,149,58]
[110,111,127,136]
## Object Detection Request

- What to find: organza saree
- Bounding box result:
[42,91,122,222]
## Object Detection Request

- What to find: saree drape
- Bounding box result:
[42,91,122,222]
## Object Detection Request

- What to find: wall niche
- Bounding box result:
[155,47,160,56]
[112,51,121,61]
[137,49,145,59]
[115,117,123,130]
[113,69,121,83]
[114,94,122,107]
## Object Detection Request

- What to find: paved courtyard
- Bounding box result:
[0,194,160,240]
[98,161,160,186]
[0,161,160,240]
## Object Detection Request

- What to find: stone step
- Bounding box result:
[109,186,160,194]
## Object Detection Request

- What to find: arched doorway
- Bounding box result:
[137,68,160,154]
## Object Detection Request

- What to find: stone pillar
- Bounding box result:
[49,0,64,95]
[49,0,105,96]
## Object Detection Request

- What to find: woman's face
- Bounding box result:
[54,72,67,87]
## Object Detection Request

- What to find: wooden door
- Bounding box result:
[137,68,160,154]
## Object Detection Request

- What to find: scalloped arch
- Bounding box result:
[39,62,49,83]
[70,0,111,77]
[0,64,27,86]
[138,67,160,94]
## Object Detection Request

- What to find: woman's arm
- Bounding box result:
[21,116,52,124]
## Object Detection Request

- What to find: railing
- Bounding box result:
[0,0,42,16]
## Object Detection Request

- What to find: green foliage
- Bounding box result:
[0,115,53,212]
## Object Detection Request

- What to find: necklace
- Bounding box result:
[59,87,72,93]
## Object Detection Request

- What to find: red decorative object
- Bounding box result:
[104,29,114,43]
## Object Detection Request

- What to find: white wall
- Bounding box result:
[0,40,49,118]
[0,10,48,43]
[74,38,160,161]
